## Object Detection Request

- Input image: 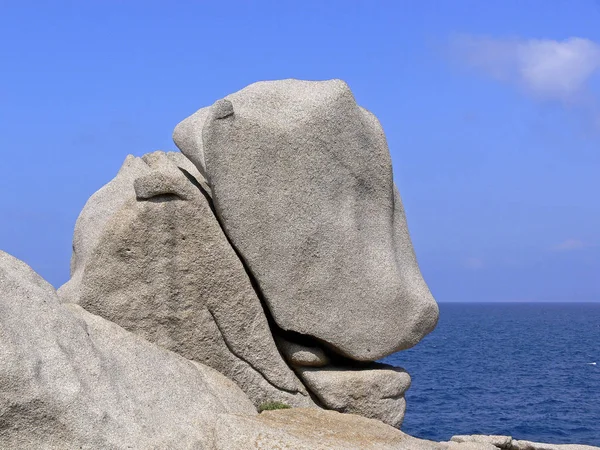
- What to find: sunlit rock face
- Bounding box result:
[0,250,256,450]
[58,151,313,408]
[174,79,439,362]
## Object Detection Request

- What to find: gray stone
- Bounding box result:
[447,436,600,450]
[57,154,149,305]
[444,443,499,450]
[296,363,411,428]
[214,407,447,450]
[451,435,513,449]
[58,151,312,408]
[511,440,600,450]
[276,336,330,367]
[0,250,256,449]
[176,78,439,361]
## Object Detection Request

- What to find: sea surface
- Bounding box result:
[382,303,600,446]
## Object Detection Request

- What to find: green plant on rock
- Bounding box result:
[258,401,292,412]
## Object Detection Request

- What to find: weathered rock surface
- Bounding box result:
[57,153,149,305]
[0,250,256,449]
[512,441,600,450]
[451,435,514,449]
[58,151,312,408]
[215,408,510,450]
[4,77,593,449]
[296,363,411,428]
[445,443,499,450]
[175,78,439,361]
[215,408,450,450]
[449,436,600,450]
[276,336,330,367]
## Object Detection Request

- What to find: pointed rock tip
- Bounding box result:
[212,99,234,119]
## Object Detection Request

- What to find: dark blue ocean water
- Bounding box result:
[382,303,600,446]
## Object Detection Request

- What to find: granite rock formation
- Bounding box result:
[175,79,439,362]
[2,78,598,449]
[214,408,448,450]
[56,79,442,428]
[170,78,440,427]
[0,250,255,449]
[449,435,600,450]
[58,151,312,408]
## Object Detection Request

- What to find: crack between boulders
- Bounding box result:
[206,308,304,396]
[380,393,406,401]
[180,168,341,353]
[179,167,310,397]
[179,166,355,405]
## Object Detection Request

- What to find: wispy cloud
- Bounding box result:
[552,238,586,251]
[463,257,484,270]
[449,35,600,105]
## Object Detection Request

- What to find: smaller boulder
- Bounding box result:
[451,435,513,449]
[296,364,411,428]
[276,337,330,367]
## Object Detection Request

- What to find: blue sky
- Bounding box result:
[1,1,598,302]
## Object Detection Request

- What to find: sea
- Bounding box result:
[382,303,600,446]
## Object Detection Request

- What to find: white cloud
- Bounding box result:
[552,238,586,251]
[450,35,600,104]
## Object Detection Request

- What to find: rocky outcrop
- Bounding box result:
[2,78,598,450]
[511,441,600,450]
[57,78,444,428]
[57,153,150,305]
[4,251,546,450]
[214,408,447,450]
[216,408,547,450]
[58,151,312,408]
[296,364,411,428]
[0,250,256,449]
[450,436,514,449]
[449,435,600,450]
[175,78,439,362]
[58,78,443,428]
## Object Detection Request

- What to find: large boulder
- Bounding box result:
[0,250,256,449]
[174,79,439,361]
[58,151,312,408]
